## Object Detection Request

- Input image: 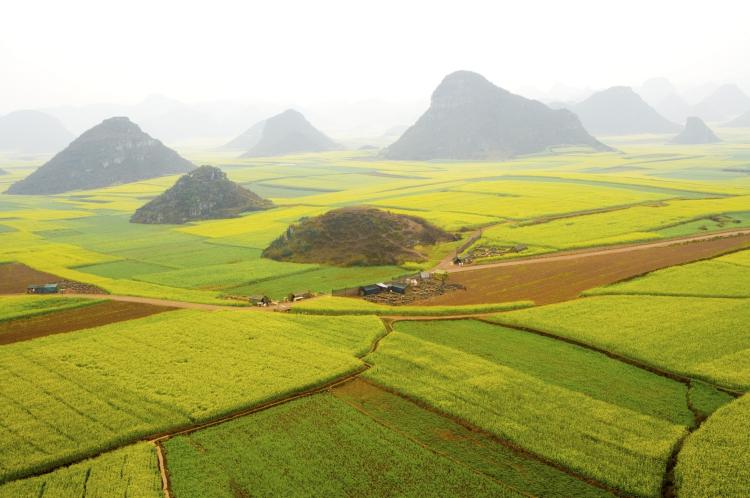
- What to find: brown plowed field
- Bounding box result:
[0,262,105,294]
[418,233,750,306]
[0,263,64,293]
[0,300,174,345]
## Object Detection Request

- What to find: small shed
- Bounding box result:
[511,244,528,253]
[27,283,59,294]
[389,283,408,294]
[250,295,271,306]
[419,271,431,280]
[288,291,311,302]
[359,285,382,296]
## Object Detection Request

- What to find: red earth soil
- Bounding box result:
[0,262,105,294]
[418,233,750,306]
[0,300,174,345]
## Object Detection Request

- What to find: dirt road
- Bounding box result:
[57,293,250,310]
[437,227,750,273]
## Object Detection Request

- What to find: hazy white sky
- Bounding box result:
[1,0,749,111]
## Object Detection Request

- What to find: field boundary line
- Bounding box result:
[581,242,750,293]
[149,319,392,442]
[149,365,371,444]
[333,386,537,498]
[149,319,393,498]
[154,442,171,498]
[0,320,394,491]
[383,314,743,395]
[337,377,626,497]
[475,318,744,397]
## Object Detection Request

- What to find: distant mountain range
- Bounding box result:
[572,87,681,136]
[237,110,339,157]
[6,117,194,195]
[0,110,74,153]
[639,79,750,124]
[35,95,425,146]
[131,165,273,224]
[384,71,609,160]
[691,84,750,122]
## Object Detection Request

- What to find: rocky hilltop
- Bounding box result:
[240,109,338,157]
[572,87,680,136]
[0,110,74,153]
[670,117,721,144]
[6,117,194,195]
[131,165,273,224]
[263,206,456,266]
[383,71,608,160]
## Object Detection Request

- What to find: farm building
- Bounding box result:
[288,291,312,302]
[27,283,59,294]
[249,295,272,306]
[359,284,382,296]
[390,283,408,294]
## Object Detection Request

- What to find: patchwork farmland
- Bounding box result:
[1,139,750,498]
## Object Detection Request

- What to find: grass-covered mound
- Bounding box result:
[131,165,273,224]
[262,206,457,266]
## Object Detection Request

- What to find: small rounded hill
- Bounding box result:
[262,206,457,266]
[131,165,273,224]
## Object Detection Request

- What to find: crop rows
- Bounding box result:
[0,310,384,483]
[0,444,161,498]
[676,394,750,497]
[491,295,750,390]
[363,320,689,497]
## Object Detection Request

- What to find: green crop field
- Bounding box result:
[1,143,750,305]
[164,394,520,498]
[490,295,750,390]
[331,380,613,497]
[2,140,750,495]
[363,320,688,496]
[675,394,750,497]
[0,295,102,322]
[292,295,533,315]
[587,248,750,298]
[226,265,409,299]
[0,444,162,498]
[0,309,384,483]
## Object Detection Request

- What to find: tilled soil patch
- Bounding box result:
[0,300,174,345]
[418,233,750,306]
[0,262,106,294]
